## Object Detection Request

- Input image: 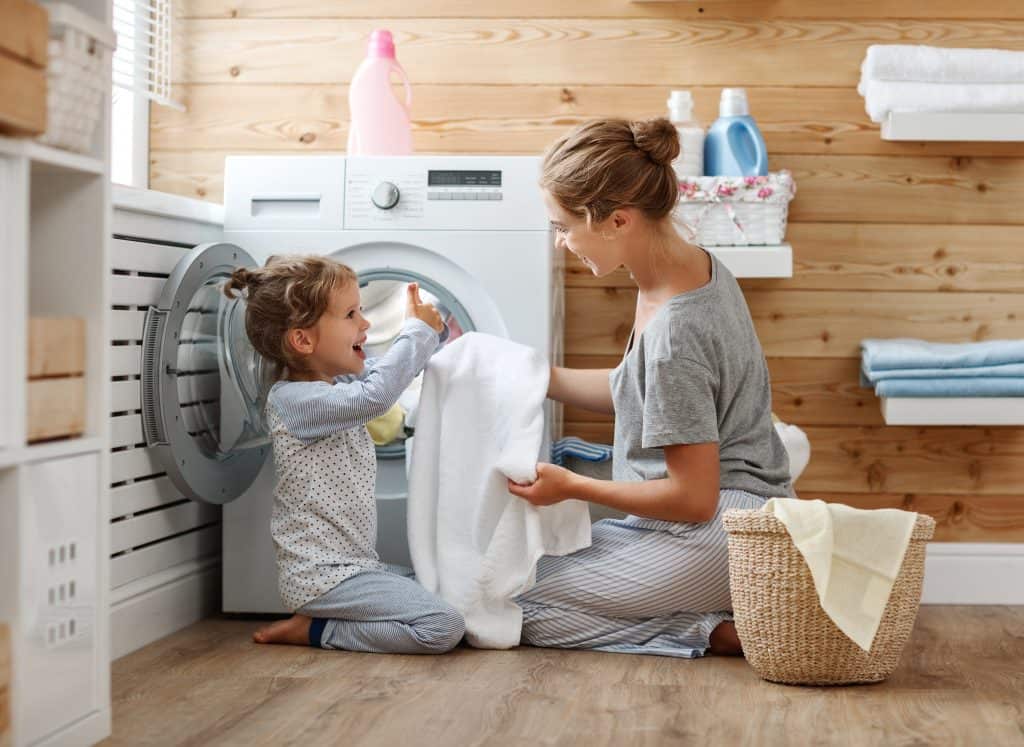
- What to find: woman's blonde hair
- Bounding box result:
[540,117,680,227]
[223,255,357,376]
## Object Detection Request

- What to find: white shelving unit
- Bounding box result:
[880,397,1024,426]
[706,243,792,278]
[0,0,112,744]
[881,112,1024,142]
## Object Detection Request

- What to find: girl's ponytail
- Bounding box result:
[224,267,260,299]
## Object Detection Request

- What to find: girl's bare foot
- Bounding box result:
[709,620,744,656]
[253,614,313,646]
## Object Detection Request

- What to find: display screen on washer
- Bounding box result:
[427,170,502,187]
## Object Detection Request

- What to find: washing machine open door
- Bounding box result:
[141,242,274,505]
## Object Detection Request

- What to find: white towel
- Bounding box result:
[858,79,1024,123]
[861,44,1024,84]
[763,498,918,652]
[773,421,810,484]
[407,333,592,649]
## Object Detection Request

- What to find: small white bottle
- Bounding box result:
[667,90,704,178]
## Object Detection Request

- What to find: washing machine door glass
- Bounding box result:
[141,242,274,505]
[357,271,472,458]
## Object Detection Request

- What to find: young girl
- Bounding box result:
[509,118,792,658]
[224,255,465,653]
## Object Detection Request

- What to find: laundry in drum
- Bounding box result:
[358,278,461,447]
[360,279,463,358]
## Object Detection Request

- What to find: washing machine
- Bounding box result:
[139,155,563,613]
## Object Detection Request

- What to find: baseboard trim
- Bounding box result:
[36,708,111,747]
[922,542,1024,605]
[110,556,221,660]
[103,543,1019,658]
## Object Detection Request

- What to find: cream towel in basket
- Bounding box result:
[762,498,918,651]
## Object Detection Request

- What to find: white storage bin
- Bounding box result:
[37,3,115,154]
[16,452,100,744]
[675,171,796,247]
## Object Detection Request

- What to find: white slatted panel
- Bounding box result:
[114,212,222,247]
[111,475,182,518]
[111,380,141,413]
[111,274,166,307]
[110,446,163,484]
[111,310,147,342]
[110,373,221,415]
[111,344,142,377]
[110,197,225,645]
[111,502,219,555]
[111,413,144,448]
[111,526,220,589]
[111,238,187,274]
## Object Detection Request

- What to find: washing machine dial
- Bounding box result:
[371,181,401,210]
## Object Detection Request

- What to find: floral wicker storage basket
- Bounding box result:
[722,508,935,686]
[674,171,795,247]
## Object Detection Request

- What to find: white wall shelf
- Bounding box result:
[0,0,113,744]
[0,135,105,176]
[880,397,1024,426]
[0,438,104,472]
[707,243,792,278]
[881,112,1024,142]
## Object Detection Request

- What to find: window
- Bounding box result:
[110,0,182,188]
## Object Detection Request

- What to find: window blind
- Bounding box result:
[112,0,183,110]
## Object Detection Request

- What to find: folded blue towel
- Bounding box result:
[861,338,1024,373]
[875,377,1024,397]
[861,361,1024,385]
[551,436,613,466]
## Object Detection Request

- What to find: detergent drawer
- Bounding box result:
[224,155,346,232]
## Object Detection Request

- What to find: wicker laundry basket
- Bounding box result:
[722,509,935,686]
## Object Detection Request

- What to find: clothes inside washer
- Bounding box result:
[366,402,407,445]
[362,281,408,358]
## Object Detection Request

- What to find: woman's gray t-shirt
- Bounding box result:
[610,252,793,498]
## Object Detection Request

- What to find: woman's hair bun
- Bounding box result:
[629,117,680,167]
[224,266,259,298]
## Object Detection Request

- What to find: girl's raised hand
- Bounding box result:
[406,282,444,332]
[507,463,576,507]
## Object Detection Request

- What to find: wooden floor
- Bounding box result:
[103,606,1024,746]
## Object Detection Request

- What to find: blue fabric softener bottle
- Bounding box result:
[703,88,768,177]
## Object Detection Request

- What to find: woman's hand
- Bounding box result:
[406,282,444,333]
[507,463,578,507]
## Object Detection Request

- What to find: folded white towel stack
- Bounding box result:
[406,333,593,649]
[762,498,918,652]
[858,44,1024,123]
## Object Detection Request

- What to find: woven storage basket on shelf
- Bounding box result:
[722,509,935,686]
[37,2,115,154]
[674,171,795,247]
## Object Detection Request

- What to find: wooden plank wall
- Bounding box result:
[154,1,1024,542]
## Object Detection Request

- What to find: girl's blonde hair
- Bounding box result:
[223,255,357,376]
[540,117,680,227]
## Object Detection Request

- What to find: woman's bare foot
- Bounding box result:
[253,614,313,646]
[708,620,744,656]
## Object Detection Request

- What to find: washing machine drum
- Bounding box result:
[356,271,470,458]
[141,242,473,505]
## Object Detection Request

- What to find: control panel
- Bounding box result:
[224,155,548,232]
[344,156,546,231]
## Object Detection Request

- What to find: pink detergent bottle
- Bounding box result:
[347,29,413,155]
